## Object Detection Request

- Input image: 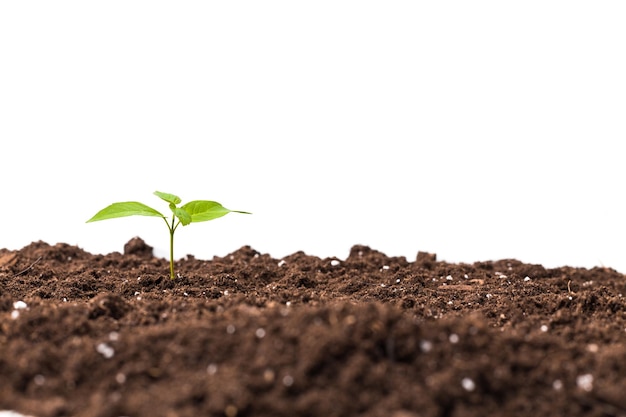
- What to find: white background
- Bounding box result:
[1,2,625,273]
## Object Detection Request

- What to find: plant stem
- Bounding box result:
[163,216,177,279]
[169,216,176,279]
[169,230,175,279]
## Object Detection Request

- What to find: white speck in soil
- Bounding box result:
[576,374,594,392]
[33,374,45,386]
[330,259,340,266]
[255,328,266,338]
[277,260,286,267]
[0,411,36,417]
[540,325,549,332]
[449,333,460,344]
[226,324,236,334]
[552,379,563,391]
[10,311,20,320]
[207,364,218,375]
[13,301,27,310]
[282,375,294,387]
[96,343,115,359]
[382,265,390,270]
[524,276,531,281]
[587,343,599,353]
[461,377,476,392]
[420,340,433,353]
[108,332,119,341]
[115,373,126,384]
[446,275,453,281]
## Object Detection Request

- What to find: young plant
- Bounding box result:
[87,191,250,279]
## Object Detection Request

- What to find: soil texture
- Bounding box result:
[2,238,626,417]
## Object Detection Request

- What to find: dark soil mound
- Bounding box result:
[1,238,626,417]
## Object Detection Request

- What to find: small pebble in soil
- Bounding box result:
[116,373,126,384]
[33,375,45,386]
[277,260,286,267]
[207,364,218,375]
[282,375,294,387]
[13,301,27,310]
[263,369,275,382]
[0,411,37,417]
[226,324,236,334]
[449,333,459,344]
[96,343,115,359]
[255,328,266,338]
[420,340,433,353]
[330,259,340,266]
[552,379,563,391]
[540,325,549,332]
[461,377,476,392]
[524,276,531,281]
[576,374,594,392]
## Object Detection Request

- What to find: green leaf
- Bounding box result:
[154,191,182,205]
[181,200,251,223]
[174,207,192,226]
[86,202,164,223]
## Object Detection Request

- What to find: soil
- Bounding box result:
[1,238,626,417]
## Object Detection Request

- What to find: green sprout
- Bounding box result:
[87,191,250,279]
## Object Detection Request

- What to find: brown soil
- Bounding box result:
[1,238,626,417]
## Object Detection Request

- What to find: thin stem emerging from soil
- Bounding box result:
[163,217,180,280]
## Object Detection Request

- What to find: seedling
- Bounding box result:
[87,191,250,279]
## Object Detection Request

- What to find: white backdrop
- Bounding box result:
[2,2,625,273]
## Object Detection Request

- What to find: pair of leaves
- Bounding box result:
[87,191,250,226]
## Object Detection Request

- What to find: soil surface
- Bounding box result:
[1,238,626,417]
